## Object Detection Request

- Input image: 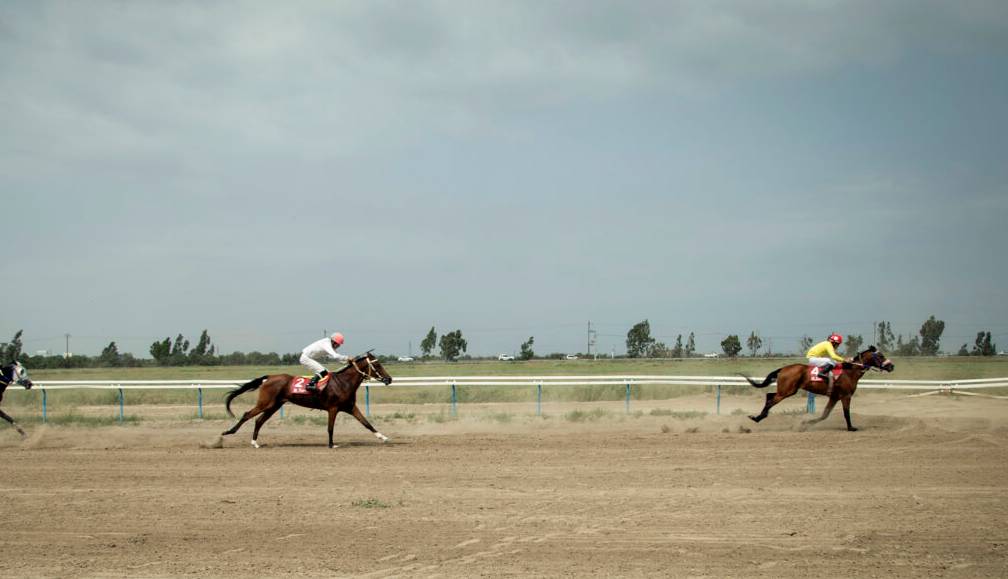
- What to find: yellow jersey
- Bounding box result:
[806,340,845,362]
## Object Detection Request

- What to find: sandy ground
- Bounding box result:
[1,392,1007,578]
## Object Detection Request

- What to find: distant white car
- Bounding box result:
[703,352,720,358]
[498,354,515,361]
[565,355,578,360]
[397,356,414,362]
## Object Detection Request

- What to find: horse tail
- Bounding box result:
[225,376,268,417]
[739,368,781,389]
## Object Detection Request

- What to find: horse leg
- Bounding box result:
[250,403,283,448]
[749,392,777,422]
[841,396,858,432]
[750,390,798,423]
[804,397,838,426]
[350,405,389,443]
[222,404,268,437]
[0,409,26,438]
[327,408,340,449]
[749,370,804,423]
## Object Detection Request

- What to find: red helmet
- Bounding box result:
[828,333,843,346]
[330,332,344,347]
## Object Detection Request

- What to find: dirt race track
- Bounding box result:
[2,392,1007,578]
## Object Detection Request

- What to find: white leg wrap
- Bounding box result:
[251,439,260,449]
[374,432,389,442]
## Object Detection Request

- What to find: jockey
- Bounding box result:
[300,332,351,391]
[806,333,850,390]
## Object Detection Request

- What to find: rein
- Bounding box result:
[349,357,383,381]
[851,353,886,372]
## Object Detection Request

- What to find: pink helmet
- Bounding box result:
[828,333,843,346]
[331,332,344,347]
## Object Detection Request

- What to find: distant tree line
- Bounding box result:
[622,315,1000,359]
[2,330,303,369]
[2,316,1002,370]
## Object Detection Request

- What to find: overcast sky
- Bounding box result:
[2,1,1007,358]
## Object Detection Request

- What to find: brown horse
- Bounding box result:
[1,361,33,438]
[222,352,392,448]
[743,346,894,431]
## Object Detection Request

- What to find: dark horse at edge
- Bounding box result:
[742,346,894,431]
[222,351,392,448]
[1,361,33,438]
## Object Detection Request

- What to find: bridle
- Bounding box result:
[349,356,388,383]
[854,351,890,372]
[1,363,30,387]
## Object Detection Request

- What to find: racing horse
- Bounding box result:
[0,361,33,438]
[222,351,392,448]
[743,346,894,431]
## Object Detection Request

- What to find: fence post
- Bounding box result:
[118,387,124,423]
[625,380,631,414]
[197,386,203,419]
[42,389,47,423]
[716,384,721,415]
[536,382,542,417]
[451,382,457,417]
[806,390,815,414]
[365,383,370,417]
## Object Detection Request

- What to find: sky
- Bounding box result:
[2,1,1007,358]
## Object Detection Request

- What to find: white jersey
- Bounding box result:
[301,338,350,364]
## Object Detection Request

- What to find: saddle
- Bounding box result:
[289,374,331,395]
[808,365,843,382]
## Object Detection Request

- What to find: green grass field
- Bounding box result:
[4,356,1005,421]
[23,355,1008,381]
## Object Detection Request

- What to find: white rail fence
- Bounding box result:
[22,375,1008,423]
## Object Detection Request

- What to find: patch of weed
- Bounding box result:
[648,409,708,419]
[351,498,390,509]
[564,408,609,422]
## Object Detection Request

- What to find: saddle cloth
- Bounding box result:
[809,365,843,382]
[289,374,331,395]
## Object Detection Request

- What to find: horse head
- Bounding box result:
[10,361,32,389]
[856,346,894,373]
[351,351,393,385]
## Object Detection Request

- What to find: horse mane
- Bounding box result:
[340,350,376,370]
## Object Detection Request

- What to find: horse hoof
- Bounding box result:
[748,416,760,423]
[848,427,859,432]
[251,440,260,448]
[329,444,339,449]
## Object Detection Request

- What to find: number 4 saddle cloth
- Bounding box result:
[809,365,843,382]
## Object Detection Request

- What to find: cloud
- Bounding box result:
[4,1,1007,167]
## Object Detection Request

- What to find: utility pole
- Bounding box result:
[587,321,597,358]
[64,333,71,358]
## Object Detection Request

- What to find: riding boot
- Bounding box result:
[306,373,322,391]
[826,370,835,397]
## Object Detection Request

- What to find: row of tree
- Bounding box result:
[623,316,1000,358]
[1,330,305,368]
[420,327,469,361]
[2,318,1002,369]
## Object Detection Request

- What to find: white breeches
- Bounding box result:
[808,357,835,368]
[300,353,327,375]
